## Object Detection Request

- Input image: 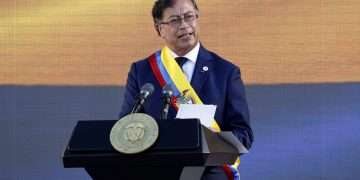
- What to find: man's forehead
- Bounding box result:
[166,10,195,17]
[163,6,196,18]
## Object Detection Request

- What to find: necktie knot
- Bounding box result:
[175,57,188,68]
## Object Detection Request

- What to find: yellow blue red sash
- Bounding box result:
[149,47,241,180]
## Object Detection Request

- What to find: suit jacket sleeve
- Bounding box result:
[119,63,139,118]
[226,66,254,149]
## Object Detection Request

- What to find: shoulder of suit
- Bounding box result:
[204,48,239,70]
[131,55,153,68]
[131,48,241,71]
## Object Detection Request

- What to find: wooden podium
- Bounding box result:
[62,119,247,180]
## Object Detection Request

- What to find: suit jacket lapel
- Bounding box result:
[191,45,213,94]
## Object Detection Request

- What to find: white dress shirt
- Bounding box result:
[168,42,200,82]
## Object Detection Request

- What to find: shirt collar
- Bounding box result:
[168,42,200,63]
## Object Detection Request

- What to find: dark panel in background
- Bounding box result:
[0,83,359,180]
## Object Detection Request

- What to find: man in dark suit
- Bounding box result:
[119,0,253,179]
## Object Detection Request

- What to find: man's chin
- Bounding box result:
[178,40,196,50]
[177,45,194,53]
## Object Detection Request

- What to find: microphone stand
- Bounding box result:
[131,95,144,113]
[161,94,171,120]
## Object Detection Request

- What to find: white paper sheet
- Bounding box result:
[176,104,217,128]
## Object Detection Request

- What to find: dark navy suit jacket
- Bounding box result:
[119,46,254,149]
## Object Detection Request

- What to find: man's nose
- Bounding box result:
[178,18,189,29]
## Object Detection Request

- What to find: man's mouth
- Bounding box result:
[178,32,194,39]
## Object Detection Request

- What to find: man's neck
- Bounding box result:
[169,42,199,56]
[168,42,200,63]
[174,48,191,56]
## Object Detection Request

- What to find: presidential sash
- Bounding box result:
[149,47,241,180]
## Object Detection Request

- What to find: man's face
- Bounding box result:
[158,0,199,55]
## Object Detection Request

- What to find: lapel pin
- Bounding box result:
[202,66,209,72]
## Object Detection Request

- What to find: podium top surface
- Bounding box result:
[67,119,201,153]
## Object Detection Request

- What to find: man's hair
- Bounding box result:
[152,0,199,24]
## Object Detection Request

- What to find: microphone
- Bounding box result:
[160,84,173,120]
[131,83,155,113]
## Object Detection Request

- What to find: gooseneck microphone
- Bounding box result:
[161,84,173,120]
[131,83,155,113]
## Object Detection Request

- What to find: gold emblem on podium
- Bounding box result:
[110,113,159,154]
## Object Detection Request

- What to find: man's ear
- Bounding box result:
[154,23,161,37]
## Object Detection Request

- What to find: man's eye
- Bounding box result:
[170,19,180,24]
[185,15,193,19]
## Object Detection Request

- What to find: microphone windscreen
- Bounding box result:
[140,83,154,97]
[162,84,173,97]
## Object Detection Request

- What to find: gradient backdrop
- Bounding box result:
[1,0,359,180]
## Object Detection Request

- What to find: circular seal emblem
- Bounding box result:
[110,113,159,154]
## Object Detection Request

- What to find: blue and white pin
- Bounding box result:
[202,66,209,72]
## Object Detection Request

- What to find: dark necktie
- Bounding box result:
[175,57,188,69]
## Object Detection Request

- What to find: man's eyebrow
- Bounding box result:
[167,14,181,19]
[166,11,196,19]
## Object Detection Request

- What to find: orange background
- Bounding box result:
[1,0,359,85]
